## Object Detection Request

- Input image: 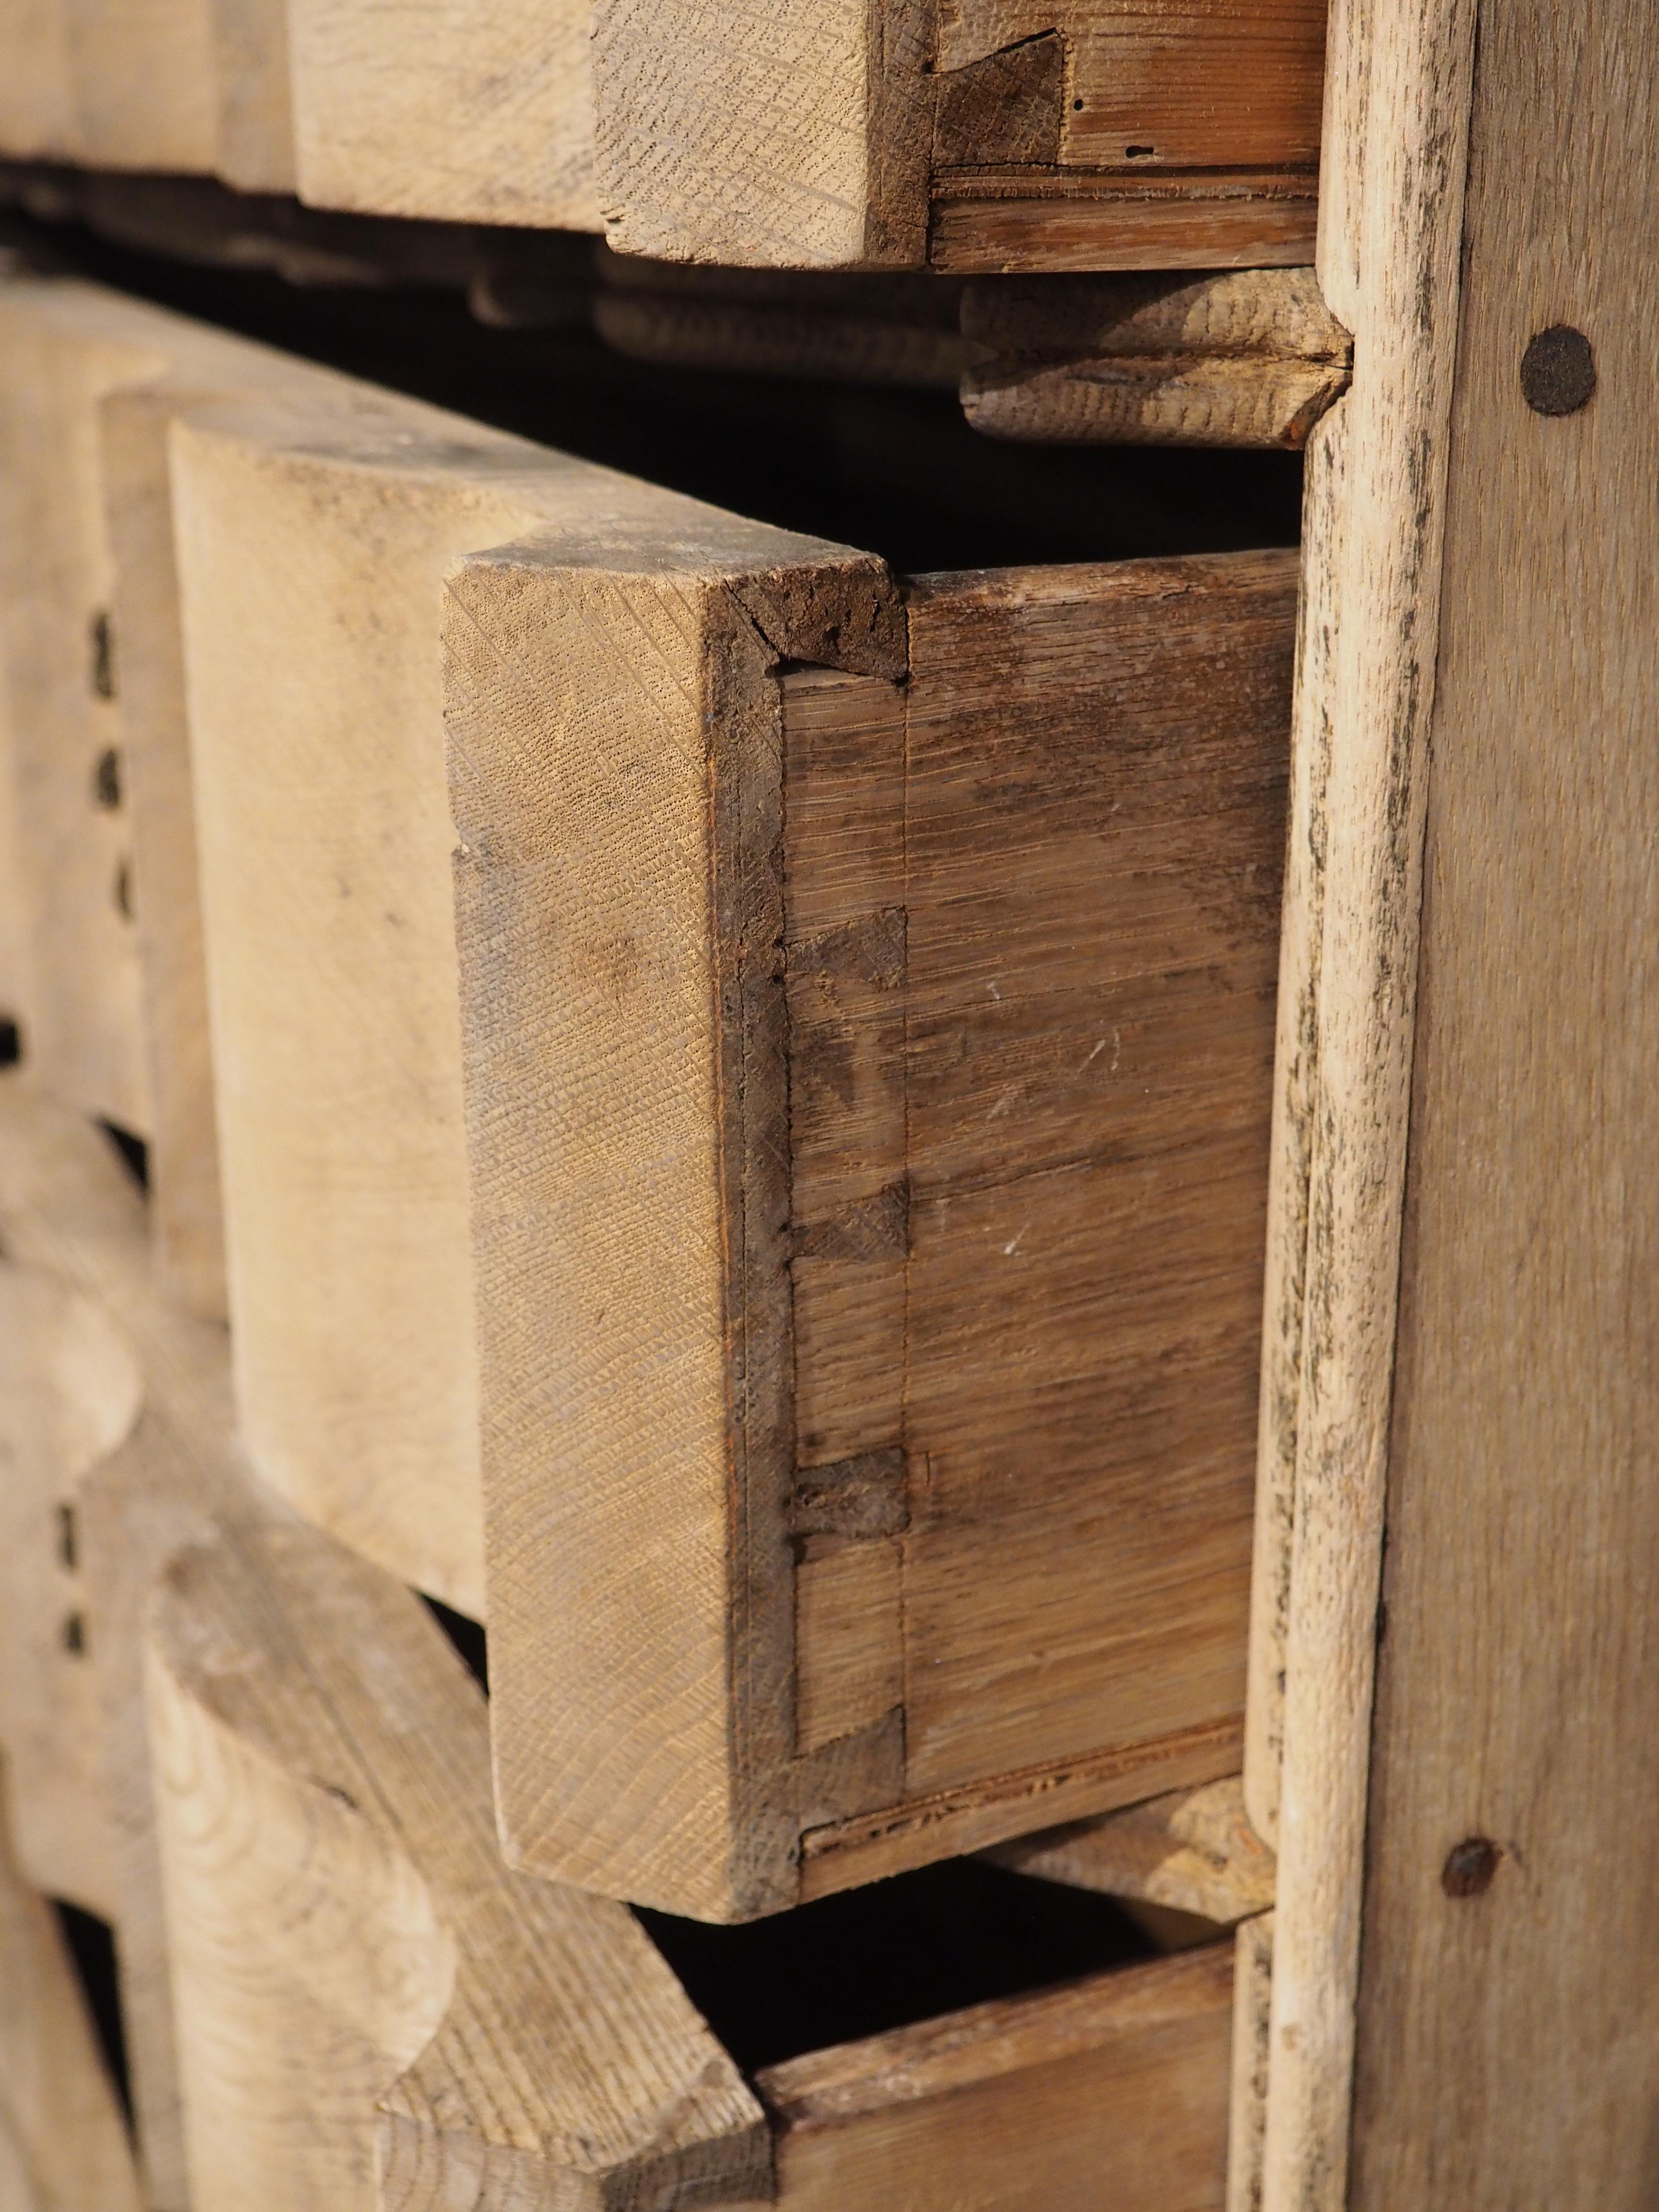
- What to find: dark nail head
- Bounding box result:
[1441,1835,1502,1898]
[1521,325,1596,416]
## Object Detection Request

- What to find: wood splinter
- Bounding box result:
[961,267,1352,447]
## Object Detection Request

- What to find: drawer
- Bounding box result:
[0,3,1322,271]
[0,1074,1240,2211]
[595,0,1326,272]
[168,381,1289,1920]
[0,272,1292,1921]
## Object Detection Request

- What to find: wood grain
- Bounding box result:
[0,1761,143,2212]
[762,1944,1234,2212]
[594,0,932,267]
[447,512,903,1920]
[1348,0,1659,2201]
[593,0,1321,270]
[454,542,1289,1914]
[171,396,606,1618]
[929,173,1319,274]
[0,1075,770,2212]
[0,280,165,1142]
[1250,0,1479,2202]
[1226,1913,1272,2212]
[962,267,1351,446]
[0,1264,137,1924]
[990,1778,1276,1926]
[897,555,1290,1800]
[936,0,1326,171]
[798,1713,1245,1898]
[288,0,599,228]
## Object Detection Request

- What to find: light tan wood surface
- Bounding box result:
[990,1779,1276,1927]
[1226,1912,1271,2212]
[0,1075,770,2212]
[204,0,293,190]
[594,0,1324,270]
[61,0,220,174]
[0,1763,144,2212]
[171,394,875,1626]
[457,545,1290,1916]
[0,275,394,1321]
[762,1944,1234,2212]
[287,0,599,228]
[1243,0,1479,2203]
[0,1263,137,1924]
[962,267,1351,445]
[1345,0,1659,2202]
[0,1,78,160]
[0,282,167,1144]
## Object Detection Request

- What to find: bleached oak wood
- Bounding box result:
[961,267,1351,446]
[0,1265,137,1926]
[988,1778,1276,1927]
[61,0,220,174]
[0,281,165,1142]
[594,0,1322,271]
[0,275,392,1320]
[0,1076,769,2212]
[0,1,78,159]
[204,0,293,190]
[154,337,1291,1916]
[0,1762,144,2212]
[0,1080,214,2205]
[287,0,600,228]
[762,1945,1234,2212]
[1226,1914,1272,2212]
[1345,2,1659,2202]
[172,396,885,1630]
[456,548,1290,1917]
[1245,0,1478,2205]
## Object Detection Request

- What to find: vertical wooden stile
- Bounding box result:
[1346,0,1659,2201]
[1245,0,1479,2201]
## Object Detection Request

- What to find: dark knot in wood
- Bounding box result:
[1520,326,1596,416]
[1441,1836,1502,1898]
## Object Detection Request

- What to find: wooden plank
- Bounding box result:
[0,281,169,1144]
[0,0,78,159]
[0,1761,143,2212]
[168,397,583,1620]
[0,1264,137,1925]
[962,268,1351,446]
[929,171,1319,275]
[1226,1912,1272,2212]
[60,0,220,174]
[287,0,600,228]
[1345,2,1659,2203]
[989,1778,1276,1927]
[452,539,1288,1914]
[0,276,377,1320]
[935,0,1323,171]
[760,1944,1234,2212]
[126,323,1292,1916]
[595,262,976,392]
[0,1074,770,2212]
[1243,0,1479,2201]
[205,0,294,191]
[593,0,1322,271]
